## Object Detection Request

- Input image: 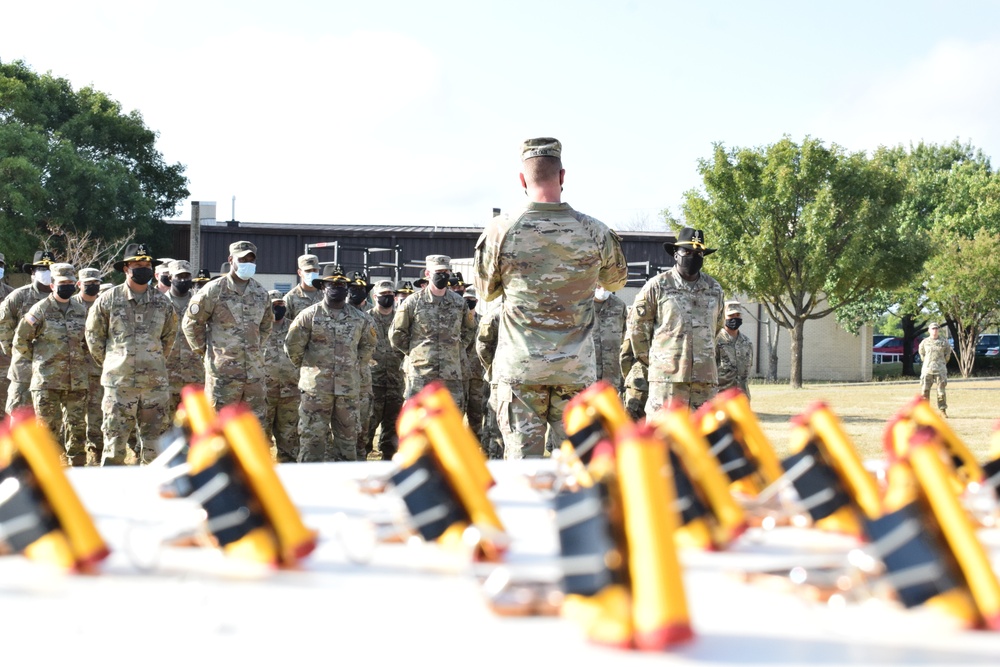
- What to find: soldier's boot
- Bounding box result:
[85,446,100,467]
[68,453,88,467]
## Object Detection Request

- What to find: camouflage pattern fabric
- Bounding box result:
[100,385,171,465]
[33,389,88,464]
[919,336,953,412]
[166,290,205,409]
[463,309,485,440]
[264,316,300,462]
[476,306,503,458]
[285,301,377,462]
[367,306,404,459]
[283,282,322,322]
[368,307,404,390]
[593,293,627,392]
[619,336,648,421]
[73,294,104,455]
[495,382,581,459]
[647,381,716,414]
[368,390,404,460]
[0,283,51,413]
[628,265,724,412]
[0,281,14,413]
[716,328,754,399]
[389,287,475,410]
[182,273,273,421]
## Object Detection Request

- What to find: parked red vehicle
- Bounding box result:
[872,336,924,364]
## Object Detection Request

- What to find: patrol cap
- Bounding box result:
[464,285,477,299]
[78,268,101,283]
[395,280,415,294]
[426,255,451,272]
[928,322,940,330]
[50,263,76,284]
[373,279,394,295]
[0,252,6,264]
[229,240,257,259]
[521,137,562,160]
[724,300,742,316]
[155,258,174,274]
[23,249,57,273]
[114,243,159,272]
[268,289,285,303]
[312,264,348,289]
[298,254,320,271]
[219,262,231,276]
[167,259,193,276]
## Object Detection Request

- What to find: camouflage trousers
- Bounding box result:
[5,380,31,415]
[101,385,171,466]
[482,383,504,459]
[266,390,300,463]
[206,373,267,424]
[404,376,465,413]
[0,374,9,419]
[496,382,584,459]
[32,389,90,465]
[368,384,404,460]
[622,385,647,421]
[86,374,103,451]
[465,377,486,443]
[355,385,374,460]
[298,391,359,462]
[920,373,948,412]
[645,381,717,415]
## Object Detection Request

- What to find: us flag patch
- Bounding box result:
[25,313,37,326]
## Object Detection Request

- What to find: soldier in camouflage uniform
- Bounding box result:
[476,302,504,459]
[463,286,486,442]
[283,254,322,321]
[390,255,477,411]
[367,279,405,460]
[394,280,415,305]
[918,322,954,416]
[264,290,300,462]
[155,258,174,296]
[473,138,628,458]
[628,227,724,414]
[13,264,90,465]
[0,252,16,413]
[347,272,376,459]
[164,260,204,411]
[192,268,213,292]
[594,287,627,393]
[716,300,754,400]
[72,267,105,463]
[0,250,57,415]
[285,265,377,462]
[619,336,648,422]
[86,244,177,465]
[182,241,273,422]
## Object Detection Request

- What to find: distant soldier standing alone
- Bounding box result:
[716,300,754,400]
[918,322,953,416]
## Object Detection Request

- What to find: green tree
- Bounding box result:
[0,59,187,266]
[681,136,919,387]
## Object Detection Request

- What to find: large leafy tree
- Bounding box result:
[682,136,920,387]
[0,59,187,266]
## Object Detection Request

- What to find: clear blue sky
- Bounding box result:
[4,1,999,229]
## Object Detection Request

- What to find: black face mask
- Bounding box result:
[130,267,154,285]
[431,272,450,290]
[376,294,394,309]
[676,254,703,277]
[272,305,287,321]
[348,287,367,306]
[173,280,193,295]
[56,284,76,300]
[466,299,477,311]
[83,283,101,297]
[324,284,348,305]
[159,274,172,287]
[725,317,743,330]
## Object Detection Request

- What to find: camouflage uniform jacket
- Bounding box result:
[285,301,377,397]
[71,294,103,379]
[182,274,273,385]
[368,306,404,389]
[166,291,205,387]
[918,337,952,377]
[464,310,484,382]
[594,294,627,390]
[85,284,177,388]
[388,288,475,382]
[716,328,753,398]
[0,282,14,377]
[283,283,322,322]
[13,296,90,391]
[476,305,501,384]
[473,201,628,385]
[628,266,724,384]
[264,316,298,398]
[0,283,51,383]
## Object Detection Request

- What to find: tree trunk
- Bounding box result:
[790,319,805,388]
[899,314,920,377]
[766,320,780,381]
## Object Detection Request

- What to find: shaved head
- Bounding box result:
[522,156,563,184]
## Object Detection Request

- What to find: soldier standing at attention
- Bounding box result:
[462,285,486,441]
[0,252,17,413]
[628,227,724,413]
[716,300,754,399]
[164,260,203,411]
[593,286,628,393]
[264,290,300,462]
[473,137,628,459]
[72,267,105,464]
[475,301,503,459]
[918,322,954,417]
[86,244,177,465]
[14,264,90,465]
[390,255,476,411]
[192,268,213,292]
[154,258,174,296]
[348,272,376,459]
[367,279,405,460]
[285,265,377,462]
[394,280,415,305]
[183,241,273,422]
[284,254,322,321]
[0,250,57,415]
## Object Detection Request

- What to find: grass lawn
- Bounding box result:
[748,375,1000,462]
